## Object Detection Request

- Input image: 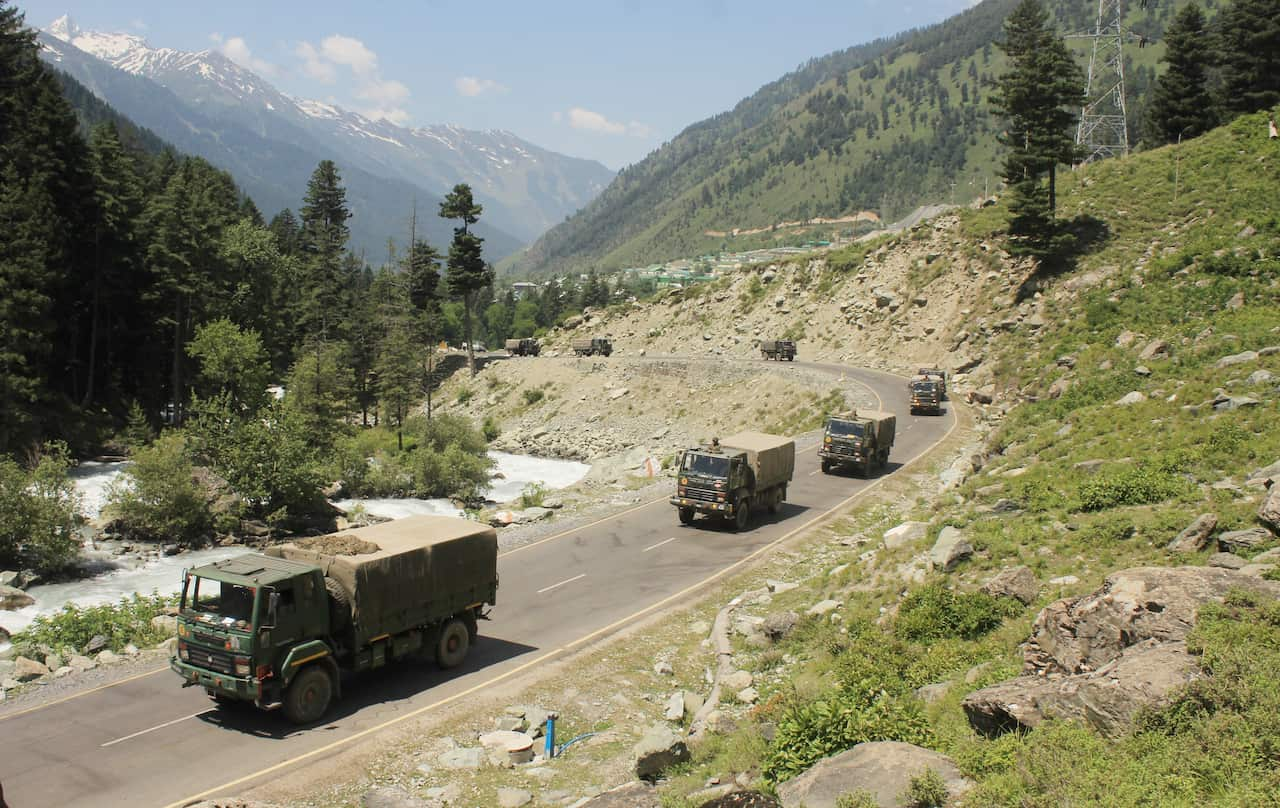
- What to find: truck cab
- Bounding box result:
[673,444,751,527]
[172,555,335,721]
[909,378,943,414]
[819,410,896,476]
[916,368,947,399]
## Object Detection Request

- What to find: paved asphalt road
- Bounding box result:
[0,360,956,808]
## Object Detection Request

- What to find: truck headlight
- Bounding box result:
[824,436,831,443]
[234,657,251,676]
[178,642,189,661]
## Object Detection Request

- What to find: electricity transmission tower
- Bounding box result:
[1071,0,1137,164]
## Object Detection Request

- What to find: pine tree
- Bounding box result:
[1145,4,1216,145]
[439,184,490,376]
[1217,0,1280,116]
[298,161,353,417]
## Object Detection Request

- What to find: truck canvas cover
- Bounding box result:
[571,338,594,350]
[721,431,796,488]
[265,516,498,642]
[833,410,896,445]
[504,339,522,351]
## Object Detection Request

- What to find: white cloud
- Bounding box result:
[213,34,279,78]
[320,34,378,77]
[295,42,336,83]
[130,19,148,31]
[359,77,410,105]
[566,107,653,137]
[455,76,507,97]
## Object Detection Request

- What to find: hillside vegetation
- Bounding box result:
[507,0,1209,277]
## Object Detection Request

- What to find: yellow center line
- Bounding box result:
[165,405,960,808]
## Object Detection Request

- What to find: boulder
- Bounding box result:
[13,656,50,681]
[776,741,971,808]
[438,746,487,769]
[151,614,178,634]
[981,566,1039,605]
[882,521,928,549]
[1024,566,1280,675]
[1215,350,1258,369]
[1259,485,1280,533]
[496,788,533,808]
[361,787,430,808]
[1138,339,1171,361]
[964,640,1199,739]
[664,691,685,721]
[0,584,34,611]
[806,599,840,617]
[1166,513,1218,553]
[85,634,109,654]
[761,610,800,643]
[722,670,754,691]
[1207,552,1246,570]
[1217,528,1273,553]
[698,791,780,807]
[632,724,690,780]
[578,781,660,808]
[929,526,973,572]
[1115,391,1147,406]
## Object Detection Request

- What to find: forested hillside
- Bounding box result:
[508,0,1213,277]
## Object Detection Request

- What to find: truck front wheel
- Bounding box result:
[678,507,695,525]
[733,500,750,531]
[821,458,832,474]
[283,665,333,724]
[436,618,470,669]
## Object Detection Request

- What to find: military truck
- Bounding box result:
[505,337,540,356]
[671,431,795,530]
[572,337,613,357]
[819,410,896,476]
[170,516,498,724]
[908,377,943,415]
[916,368,948,399]
[760,339,797,361]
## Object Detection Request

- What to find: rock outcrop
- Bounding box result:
[776,741,971,808]
[1166,513,1217,553]
[980,566,1039,605]
[632,724,690,781]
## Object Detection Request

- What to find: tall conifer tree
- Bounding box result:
[439,184,490,376]
[1145,3,1215,145]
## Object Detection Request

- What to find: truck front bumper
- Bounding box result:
[670,496,733,513]
[171,657,266,703]
[818,449,867,463]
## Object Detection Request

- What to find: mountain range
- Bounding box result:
[38,15,614,261]
[506,0,1182,277]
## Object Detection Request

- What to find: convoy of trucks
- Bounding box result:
[572,337,613,356]
[505,337,540,356]
[759,339,797,361]
[171,516,498,723]
[670,431,795,530]
[818,409,897,476]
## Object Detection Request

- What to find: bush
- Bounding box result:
[0,444,81,575]
[894,582,1019,642]
[482,415,501,442]
[903,768,948,808]
[521,481,548,508]
[12,593,176,658]
[403,414,494,500]
[523,388,545,406]
[1077,462,1190,512]
[109,432,213,543]
[455,387,474,405]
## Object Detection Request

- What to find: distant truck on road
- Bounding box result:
[908,377,943,415]
[760,339,797,361]
[505,337,540,356]
[916,367,948,399]
[819,410,896,476]
[572,337,613,357]
[170,516,498,724]
[671,431,795,530]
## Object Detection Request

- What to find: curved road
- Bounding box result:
[0,360,956,808]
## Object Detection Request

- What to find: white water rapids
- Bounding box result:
[0,451,589,650]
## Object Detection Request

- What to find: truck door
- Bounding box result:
[265,584,301,645]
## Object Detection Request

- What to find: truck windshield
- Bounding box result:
[185,577,256,624]
[683,453,730,477]
[912,382,938,393]
[827,419,865,438]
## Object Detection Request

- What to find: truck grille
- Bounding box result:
[829,444,855,456]
[683,486,720,503]
[187,645,235,675]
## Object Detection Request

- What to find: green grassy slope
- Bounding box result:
[508,0,1209,278]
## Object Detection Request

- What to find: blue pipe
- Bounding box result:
[545,716,555,759]
[555,732,597,757]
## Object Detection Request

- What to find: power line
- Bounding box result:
[1068,0,1150,164]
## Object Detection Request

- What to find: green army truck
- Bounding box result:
[170,516,498,724]
[760,339,797,361]
[917,367,948,399]
[505,337,540,356]
[671,432,795,531]
[572,337,613,357]
[908,377,943,415]
[819,410,896,476]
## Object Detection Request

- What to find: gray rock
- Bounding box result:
[776,741,971,808]
[1025,566,1280,676]
[494,715,528,732]
[929,526,973,572]
[361,786,430,808]
[1167,513,1218,553]
[766,579,798,594]
[1139,339,1171,361]
[85,634,109,654]
[1207,553,1246,570]
[722,670,754,691]
[1216,350,1259,369]
[1048,574,1080,586]
[13,656,49,681]
[0,584,34,611]
[1249,459,1280,484]
[964,640,1199,739]
[438,746,487,769]
[991,498,1023,513]
[882,521,928,549]
[577,781,660,808]
[96,650,119,665]
[653,660,673,676]
[1115,391,1147,406]
[1134,365,1152,377]
[915,682,952,704]
[806,599,841,617]
[663,691,685,721]
[981,566,1039,605]
[761,610,800,642]
[1260,485,1280,533]
[1247,369,1275,386]
[151,614,178,634]
[67,654,96,672]
[496,788,533,808]
[632,724,690,780]
[1218,528,1273,553]
[1213,394,1259,411]
[0,570,19,587]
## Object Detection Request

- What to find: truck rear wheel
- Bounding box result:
[283,665,333,724]
[436,618,470,669]
[767,490,782,514]
[678,507,695,525]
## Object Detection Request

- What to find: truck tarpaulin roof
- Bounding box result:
[265,516,497,636]
[721,431,796,488]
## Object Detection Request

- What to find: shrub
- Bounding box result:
[903,768,949,808]
[455,387,474,405]
[482,415,501,442]
[894,582,1019,642]
[12,593,176,658]
[835,792,879,808]
[0,444,81,575]
[521,481,548,508]
[403,414,494,500]
[523,388,545,406]
[109,432,213,543]
[1077,462,1190,512]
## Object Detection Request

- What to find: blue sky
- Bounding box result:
[19,0,979,169]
